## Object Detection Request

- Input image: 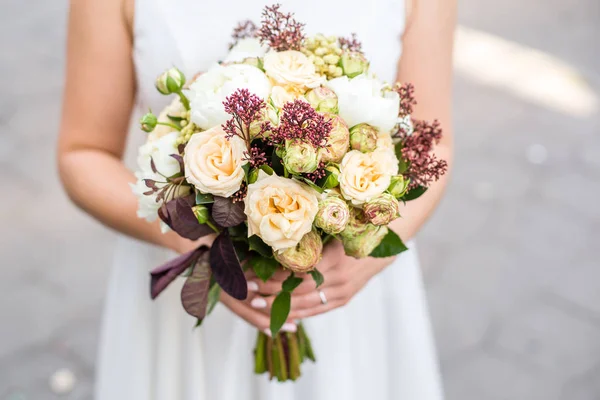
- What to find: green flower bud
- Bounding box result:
[342,225,389,258]
[340,207,370,238]
[283,140,319,174]
[322,164,341,189]
[155,67,186,95]
[140,112,158,132]
[274,230,323,273]
[314,195,350,234]
[192,205,210,224]
[249,103,278,139]
[388,175,410,199]
[340,51,369,78]
[349,123,378,153]
[319,114,350,163]
[305,86,339,114]
[248,168,260,184]
[363,193,401,226]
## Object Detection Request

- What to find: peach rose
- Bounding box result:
[339,150,393,205]
[183,126,247,197]
[263,50,325,91]
[244,172,320,251]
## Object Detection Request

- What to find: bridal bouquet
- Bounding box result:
[133,4,447,381]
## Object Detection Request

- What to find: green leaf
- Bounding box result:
[195,191,214,204]
[167,114,185,123]
[259,164,275,175]
[394,142,409,174]
[270,291,291,336]
[369,229,409,258]
[299,177,324,194]
[249,255,278,282]
[249,235,273,258]
[242,163,251,182]
[271,149,285,176]
[309,269,324,288]
[402,185,427,201]
[206,282,221,315]
[282,273,303,292]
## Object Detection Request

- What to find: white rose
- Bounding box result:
[183,125,247,197]
[224,38,269,63]
[148,97,185,142]
[263,50,325,91]
[339,150,393,205]
[245,171,320,251]
[270,85,298,108]
[189,64,271,130]
[131,131,188,230]
[325,74,400,133]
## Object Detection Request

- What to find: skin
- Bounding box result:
[58,0,455,334]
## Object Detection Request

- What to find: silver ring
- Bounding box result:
[318,290,328,305]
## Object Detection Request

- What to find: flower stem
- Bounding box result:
[206,220,221,233]
[176,91,191,110]
[156,121,181,131]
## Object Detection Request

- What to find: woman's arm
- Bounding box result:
[391,0,456,240]
[245,0,457,319]
[58,0,190,253]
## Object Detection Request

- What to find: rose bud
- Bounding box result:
[340,206,370,238]
[363,193,401,226]
[319,114,350,163]
[192,205,210,224]
[322,164,341,189]
[249,103,278,139]
[155,67,186,95]
[305,86,339,114]
[140,112,158,132]
[340,51,369,78]
[342,225,389,258]
[314,195,350,234]
[349,123,378,153]
[388,175,410,199]
[275,230,323,273]
[283,140,320,174]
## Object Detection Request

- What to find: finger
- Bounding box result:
[288,298,346,320]
[250,284,347,314]
[220,292,297,334]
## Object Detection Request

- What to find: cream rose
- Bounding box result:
[270,85,298,108]
[183,126,247,197]
[245,171,320,251]
[339,150,393,205]
[263,50,325,91]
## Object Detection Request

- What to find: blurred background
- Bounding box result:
[1,0,599,399]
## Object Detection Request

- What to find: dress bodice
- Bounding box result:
[132,0,406,114]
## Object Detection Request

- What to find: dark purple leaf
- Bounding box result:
[181,252,211,319]
[150,245,208,299]
[170,154,185,174]
[212,196,246,228]
[150,157,158,174]
[210,231,248,300]
[163,195,214,240]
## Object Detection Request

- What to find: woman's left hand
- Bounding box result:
[245,240,396,320]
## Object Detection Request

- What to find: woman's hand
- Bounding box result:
[246,240,396,320]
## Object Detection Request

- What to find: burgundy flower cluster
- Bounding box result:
[222,88,268,142]
[305,162,327,183]
[395,83,417,118]
[270,99,332,149]
[230,20,258,49]
[339,33,363,53]
[400,119,448,189]
[244,145,268,168]
[257,4,305,51]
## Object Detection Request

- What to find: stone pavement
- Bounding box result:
[1,0,599,399]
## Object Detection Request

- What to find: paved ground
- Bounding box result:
[1,0,599,399]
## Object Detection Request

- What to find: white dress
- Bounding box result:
[96,0,444,398]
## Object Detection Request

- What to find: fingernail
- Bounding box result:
[251,297,267,309]
[281,323,297,333]
[247,281,259,292]
[263,328,272,337]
